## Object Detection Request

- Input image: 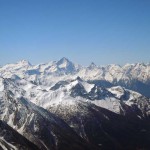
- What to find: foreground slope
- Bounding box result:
[0,120,39,150]
[48,100,150,150]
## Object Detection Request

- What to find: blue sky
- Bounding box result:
[0,0,150,66]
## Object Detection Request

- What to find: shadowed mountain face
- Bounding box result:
[89,79,150,98]
[48,101,150,150]
[0,120,39,150]
[0,59,150,150]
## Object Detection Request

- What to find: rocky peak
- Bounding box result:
[88,62,97,69]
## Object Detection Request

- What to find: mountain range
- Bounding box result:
[0,58,150,150]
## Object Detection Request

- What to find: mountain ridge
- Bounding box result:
[1,57,150,97]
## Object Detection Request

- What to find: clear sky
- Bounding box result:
[0,0,150,66]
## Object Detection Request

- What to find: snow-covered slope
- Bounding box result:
[107,86,150,115]
[18,76,149,116]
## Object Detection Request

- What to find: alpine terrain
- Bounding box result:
[0,57,150,150]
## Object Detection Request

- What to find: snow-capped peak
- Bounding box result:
[108,86,142,101]
[67,77,94,93]
[57,57,71,68]
[17,60,31,66]
[54,57,77,73]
